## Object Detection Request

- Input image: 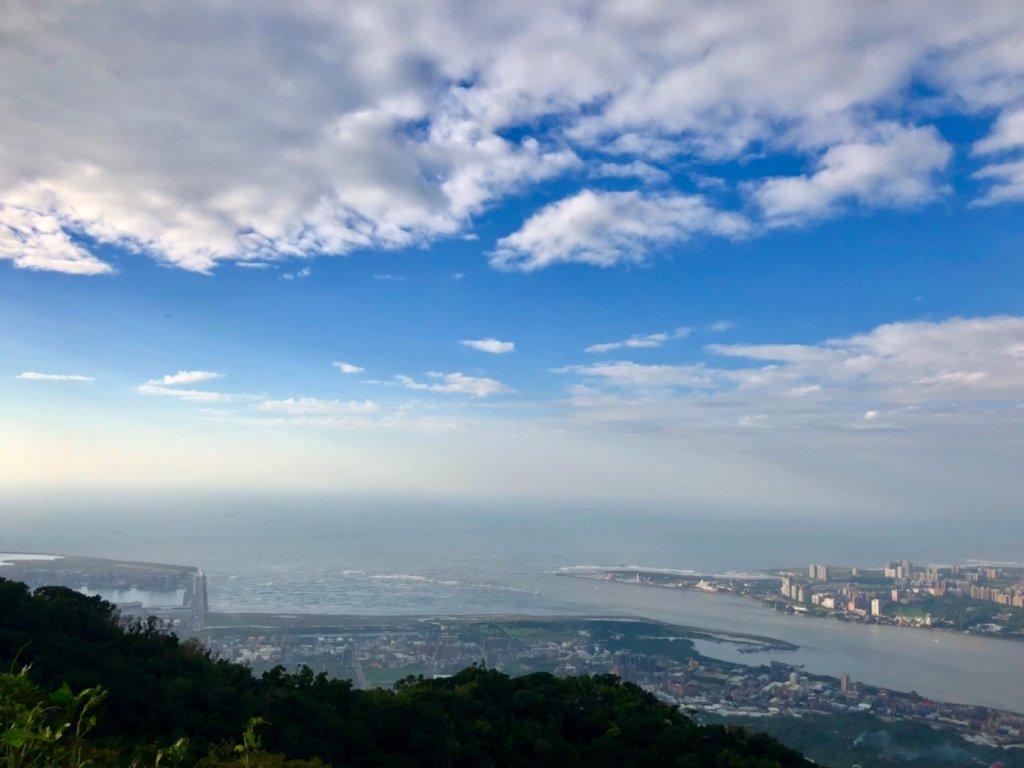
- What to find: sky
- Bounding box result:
[2,1,1023,521]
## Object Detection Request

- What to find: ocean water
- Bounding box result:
[3,494,1023,712]
[2,495,1022,615]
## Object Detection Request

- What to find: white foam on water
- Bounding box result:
[0,553,63,567]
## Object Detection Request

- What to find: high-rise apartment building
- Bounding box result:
[808,563,831,581]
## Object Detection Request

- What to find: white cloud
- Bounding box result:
[543,316,1024,530]
[137,370,243,402]
[709,321,737,332]
[707,316,1024,402]
[395,371,512,397]
[136,384,249,403]
[146,370,224,386]
[591,161,670,184]
[969,106,1024,206]
[566,4,1024,161]
[564,316,1024,431]
[585,328,689,354]
[706,343,837,365]
[491,190,749,271]
[256,398,378,415]
[0,4,578,274]
[753,125,953,226]
[972,160,1024,206]
[16,372,94,382]
[10,315,1024,516]
[461,338,515,354]
[600,134,681,161]
[0,204,114,275]
[585,337,665,354]
[6,3,1024,274]
[333,362,365,374]
[973,109,1024,156]
[561,361,716,391]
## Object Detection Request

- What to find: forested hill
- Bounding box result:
[0,578,814,767]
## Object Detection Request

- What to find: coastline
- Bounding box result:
[6,553,1024,714]
[192,610,1024,740]
[556,569,1024,644]
[202,609,799,652]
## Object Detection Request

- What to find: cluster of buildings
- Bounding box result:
[885,560,1024,607]
[203,623,488,687]
[881,561,1024,607]
[779,573,892,620]
[776,560,1024,625]
[934,567,1024,608]
[197,617,1024,751]
[663,660,1024,750]
[206,623,689,690]
[563,562,1023,635]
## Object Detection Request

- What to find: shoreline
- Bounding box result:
[201,610,799,652]
[195,610,1024,724]
[6,555,1023,717]
[556,569,1024,644]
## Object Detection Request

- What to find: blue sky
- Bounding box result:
[2,2,1023,520]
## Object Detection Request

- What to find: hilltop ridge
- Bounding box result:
[0,577,811,767]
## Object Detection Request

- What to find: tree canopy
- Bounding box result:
[0,579,812,767]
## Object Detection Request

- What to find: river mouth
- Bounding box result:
[541,575,1024,715]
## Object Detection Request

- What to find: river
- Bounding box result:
[544,576,1024,714]
[4,501,1022,713]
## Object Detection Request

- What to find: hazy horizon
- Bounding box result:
[4,490,1023,572]
[3,2,1023,527]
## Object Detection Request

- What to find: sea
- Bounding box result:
[2,494,1023,713]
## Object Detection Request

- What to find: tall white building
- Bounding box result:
[808,563,830,581]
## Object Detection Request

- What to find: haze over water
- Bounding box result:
[5,494,1022,609]
[3,494,1023,714]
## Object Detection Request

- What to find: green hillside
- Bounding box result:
[0,578,813,767]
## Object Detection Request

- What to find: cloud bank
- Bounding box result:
[563,316,1024,434]
[3,2,1024,274]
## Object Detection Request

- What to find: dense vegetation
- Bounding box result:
[707,712,1024,768]
[902,595,1024,633]
[0,578,812,766]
